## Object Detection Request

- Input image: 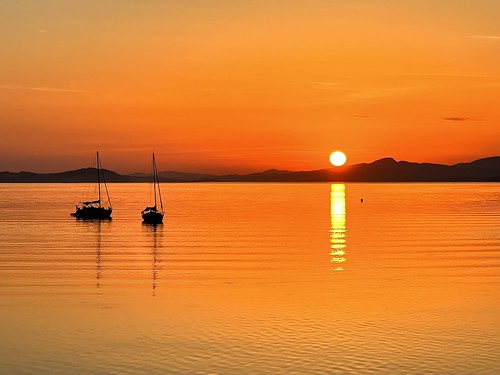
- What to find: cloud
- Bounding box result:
[28,86,88,93]
[346,86,418,100]
[471,35,500,40]
[397,72,496,79]
[308,81,342,90]
[0,85,88,93]
[442,117,469,121]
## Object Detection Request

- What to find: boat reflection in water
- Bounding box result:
[95,221,102,288]
[75,219,110,289]
[142,223,163,296]
[330,184,346,270]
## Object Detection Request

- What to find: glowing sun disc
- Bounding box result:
[330,151,347,167]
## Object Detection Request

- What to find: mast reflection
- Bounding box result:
[76,219,109,289]
[142,223,163,296]
[96,221,101,288]
[330,184,346,271]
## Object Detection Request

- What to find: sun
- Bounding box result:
[329,151,347,167]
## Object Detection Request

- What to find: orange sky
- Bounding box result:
[1,1,499,173]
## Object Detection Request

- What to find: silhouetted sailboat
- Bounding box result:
[141,153,164,224]
[71,151,112,219]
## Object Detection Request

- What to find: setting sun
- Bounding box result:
[329,151,347,167]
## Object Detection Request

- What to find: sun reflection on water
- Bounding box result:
[330,184,346,270]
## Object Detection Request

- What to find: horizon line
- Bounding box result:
[2,155,498,176]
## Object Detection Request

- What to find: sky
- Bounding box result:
[0,0,499,173]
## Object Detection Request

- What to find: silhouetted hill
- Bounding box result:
[337,157,500,182]
[0,168,130,183]
[1,157,498,183]
[158,171,217,182]
[200,157,500,182]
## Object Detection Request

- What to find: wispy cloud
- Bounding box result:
[308,81,342,90]
[471,35,500,40]
[442,117,470,121]
[29,86,88,93]
[398,72,495,79]
[346,86,419,100]
[0,85,89,93]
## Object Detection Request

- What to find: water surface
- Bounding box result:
[0,183,499,374]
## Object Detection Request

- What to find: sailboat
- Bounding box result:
[141,153,164,224]
[71,151,112,219]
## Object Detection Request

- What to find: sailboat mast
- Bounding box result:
[156,154,163,211]
[100,153,112,210]
[153,153,157,209]
[97,151,101,207]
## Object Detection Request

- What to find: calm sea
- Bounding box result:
[0,183,499,374]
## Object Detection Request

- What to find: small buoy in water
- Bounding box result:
[360,198,364,203]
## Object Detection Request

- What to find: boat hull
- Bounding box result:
[72,207,112,219]
[142,211,164,224]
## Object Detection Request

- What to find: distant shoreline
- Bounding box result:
[1,181,499,184]
[1,156,499,183]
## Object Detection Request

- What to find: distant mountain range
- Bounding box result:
[1,157,499,183]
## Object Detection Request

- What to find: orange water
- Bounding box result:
[0,183,499,374]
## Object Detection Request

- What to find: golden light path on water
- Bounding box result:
[330,184,346,270]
